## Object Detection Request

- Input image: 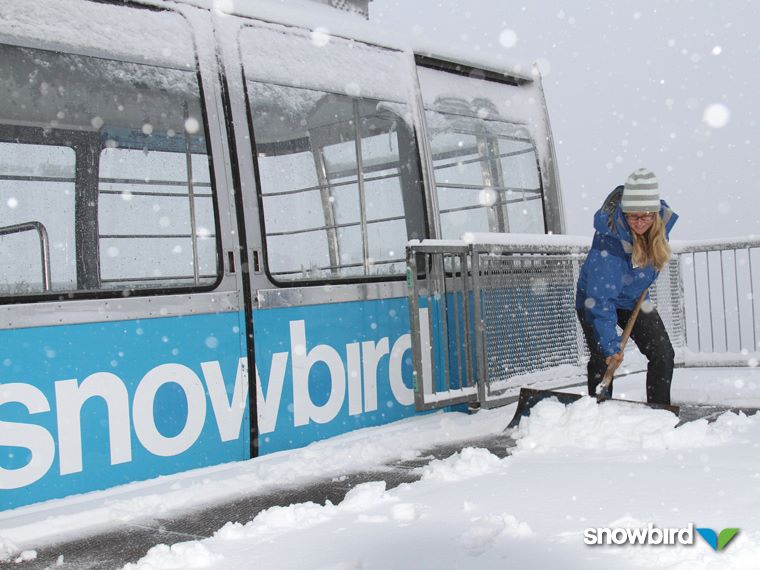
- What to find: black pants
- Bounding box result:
[576,307,674,405]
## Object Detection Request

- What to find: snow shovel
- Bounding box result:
[506,290,679,429]
[595,289,649,402]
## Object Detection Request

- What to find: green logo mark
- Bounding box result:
[695,528,740,551]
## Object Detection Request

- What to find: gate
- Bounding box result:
[406,235,692,410]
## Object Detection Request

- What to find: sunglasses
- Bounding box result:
[625,213,655,223]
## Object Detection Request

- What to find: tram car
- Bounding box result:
[0,0,563,509]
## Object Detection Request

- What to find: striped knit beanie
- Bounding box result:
[622,168,660,212]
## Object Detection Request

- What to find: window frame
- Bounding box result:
[239,31,428,288]
[96,144,219,290]
[0,41,223,306]
[428,114,547,237]
[414,55,550,239]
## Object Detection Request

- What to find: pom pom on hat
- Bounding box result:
[622,168,660,213]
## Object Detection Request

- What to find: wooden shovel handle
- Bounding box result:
[600,289,648,387]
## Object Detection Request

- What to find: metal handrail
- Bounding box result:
[671,236,760,254]
[0,221,51,291]
[672,238,760,354]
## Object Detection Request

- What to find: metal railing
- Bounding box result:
[407,237,596,409]
[0,221,51,292]
[407,243,478,410]
[672,238,760,364]
[471,244,588,401]
[406,235,758,410]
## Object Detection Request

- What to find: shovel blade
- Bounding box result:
[506,388,583,429]
[505,387,680,430]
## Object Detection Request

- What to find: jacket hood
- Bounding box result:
[593,186,678,253]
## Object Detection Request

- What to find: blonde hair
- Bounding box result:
[631,215,671,271]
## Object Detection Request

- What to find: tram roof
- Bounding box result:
[151,0,537,84]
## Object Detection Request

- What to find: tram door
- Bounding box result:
[216,16,428,455]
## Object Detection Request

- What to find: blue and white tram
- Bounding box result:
[0,0,564,510]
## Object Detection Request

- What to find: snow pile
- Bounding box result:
[513,396,755,453]
[459,513,533,555]
[338,481,396,513]
[216,501,335,541]
[214,480,395,543]
[123,542,222,570]
[124,459,541,570]
[0,538,35,565]
[420,447,502,482]
[0,537,18,563]
[127,481,400,569]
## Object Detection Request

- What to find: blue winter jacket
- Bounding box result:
[575,186,678,356]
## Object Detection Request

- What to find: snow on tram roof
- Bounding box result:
[158,0,537,83]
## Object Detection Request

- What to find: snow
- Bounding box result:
[2,367,760,568]
[413,232,590,250]
[416,65,539,126]
[670,236,760,253]
[0,0,195,69]
[515,396,723,453]
[239,21,413,104]
[463,231,590,249]
[702,104,731,129]
[205,0,535,84]
[0,406,508,547]
[121,369,760,569]
[416,226,760,255]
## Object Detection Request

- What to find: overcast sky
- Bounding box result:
[371,0,758,240]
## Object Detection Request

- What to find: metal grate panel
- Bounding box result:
[650,258,686,350]
[474,251,587,395]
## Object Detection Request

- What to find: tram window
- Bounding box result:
[250,83,417,282]
[500,139,544,233]
[429,111,545,239]
[0,143,76,295]
[416,64,547,239]
[99,148,216,288]
[0,43,217,300]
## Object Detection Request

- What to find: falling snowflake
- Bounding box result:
[703,103,730,128]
